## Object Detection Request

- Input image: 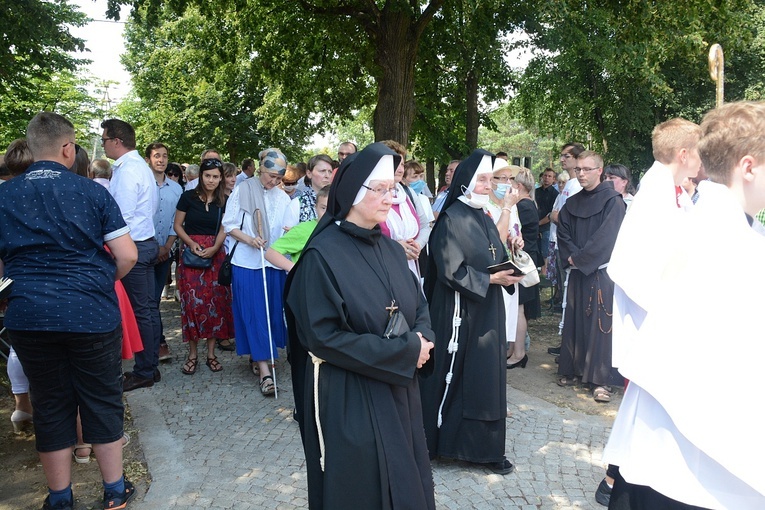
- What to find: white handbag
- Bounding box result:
[510,247,540,287]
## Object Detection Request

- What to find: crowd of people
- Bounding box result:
[1,103,764,510]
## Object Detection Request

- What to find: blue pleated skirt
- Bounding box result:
[231,265,287,361]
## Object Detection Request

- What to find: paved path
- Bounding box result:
[125,303,613,509]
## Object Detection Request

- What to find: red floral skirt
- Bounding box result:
[178,235,234,342]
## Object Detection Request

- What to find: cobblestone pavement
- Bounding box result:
[125,302,613,510]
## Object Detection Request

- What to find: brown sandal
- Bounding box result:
[181,357,198,375]
[206,356,223,372]
[593,386,612,403]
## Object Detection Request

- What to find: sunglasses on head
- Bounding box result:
[200,158,223,170]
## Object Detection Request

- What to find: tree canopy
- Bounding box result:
[0,0,91,145]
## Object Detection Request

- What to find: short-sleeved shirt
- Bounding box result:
[269,219,318,264]
[176,190,224,235]
[0,161,129,332]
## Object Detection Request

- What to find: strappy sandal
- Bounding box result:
[181,357,198,375]
[260,375,275,396]
[593,386,613,403]
[557,375,579,387]
[73,443,92,464]
[206,356,223,372]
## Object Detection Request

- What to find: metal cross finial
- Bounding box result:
[708,44,724,107]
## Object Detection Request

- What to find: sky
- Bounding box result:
[69,0,133,105]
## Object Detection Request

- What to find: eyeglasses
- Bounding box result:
[560,153,572,159]
[574,167,601,174]
[100,137,117,145]
[282,181,297,186]
[492,176,512,183]
[200,158,223,170]
[362,184,398,198]
[62,141,75,149]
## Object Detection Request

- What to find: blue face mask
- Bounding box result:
[494,183,511,199]
[409,179,426,194]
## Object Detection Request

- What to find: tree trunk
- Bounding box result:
[372,11,420,145]
[465,67,479,150]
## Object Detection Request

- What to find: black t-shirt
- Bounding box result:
[176,190,224,235]
[535,185,559,233]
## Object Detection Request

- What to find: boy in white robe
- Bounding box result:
[603,101,765,509]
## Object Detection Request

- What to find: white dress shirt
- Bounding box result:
[109,150,158,241]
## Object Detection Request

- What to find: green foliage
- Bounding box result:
[0,0,93,145]
[412,0,520,162]
[0,70,106,148]
[119,3,314,163]
[478,101,561,174]
[517,0,759,172]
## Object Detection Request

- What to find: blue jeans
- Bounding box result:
[10,327,124,452]
[122,239,161,379]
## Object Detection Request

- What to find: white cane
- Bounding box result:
[256,209,278,398]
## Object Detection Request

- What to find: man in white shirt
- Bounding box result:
[102,119,161,391]
[235,157,255,186]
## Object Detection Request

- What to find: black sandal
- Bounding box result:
[181,357,198,375]
[260,375,275,396]
[206,356,223,372]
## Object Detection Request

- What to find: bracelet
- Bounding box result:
[502,207,512,213]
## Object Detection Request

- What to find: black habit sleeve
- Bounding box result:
[290,249,423,387]
[558,196,626,275]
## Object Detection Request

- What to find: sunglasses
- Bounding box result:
[282,181,297,186]
[200,158,223,170]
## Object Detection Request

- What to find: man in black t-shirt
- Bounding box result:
[535,167,558,268]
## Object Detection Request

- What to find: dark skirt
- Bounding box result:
[519,283,541,320]
[178,235,234,342]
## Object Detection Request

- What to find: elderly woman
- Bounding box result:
[505,168,542,369]
[284,154,334,226]
[222,148,292,395]
[174,158,234,374]
[421,149,524,476]
[285,143,436,510]
[378,141,432,279]
[485,161,525,368]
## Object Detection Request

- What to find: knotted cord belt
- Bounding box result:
[309,352,327,471]
[437,291,461,428]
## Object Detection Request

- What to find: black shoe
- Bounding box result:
[122,372,154,392]
[485,458,514,475]
[42,495,73,510]
[595,478,611,506]
[153,368,161,383]
[506,354,528,370]
[103,478,135,509]
[217,339,236,351]
[547,346,561,355]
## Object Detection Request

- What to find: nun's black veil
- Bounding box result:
[284,142,401,442]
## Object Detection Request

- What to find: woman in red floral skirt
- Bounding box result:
[173,158,234,374]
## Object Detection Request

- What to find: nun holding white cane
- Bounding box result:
[222,148,292,396]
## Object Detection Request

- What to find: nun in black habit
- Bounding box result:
[284,143,437,510]
[421,149,524,475]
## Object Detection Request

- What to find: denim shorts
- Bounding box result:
[9,327,124,452]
